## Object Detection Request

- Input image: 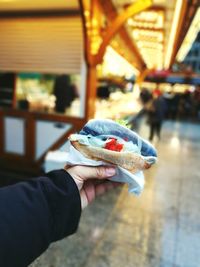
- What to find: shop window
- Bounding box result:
[16,72,81,117]
[0,16,86,118]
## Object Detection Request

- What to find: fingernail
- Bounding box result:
[105,167,116,176]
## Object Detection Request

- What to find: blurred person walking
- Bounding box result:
[146,90,167,141]
[53,74,77,113]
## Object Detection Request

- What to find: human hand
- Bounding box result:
[66,166,119,209]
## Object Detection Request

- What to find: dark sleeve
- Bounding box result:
[0,169,81,267]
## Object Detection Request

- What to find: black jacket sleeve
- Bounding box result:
[0,169,81,267]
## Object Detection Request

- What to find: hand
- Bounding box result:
[66,166,119,209]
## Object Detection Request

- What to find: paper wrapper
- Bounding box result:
[65,142,145,195]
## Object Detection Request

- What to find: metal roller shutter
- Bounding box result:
[0,16,83,74]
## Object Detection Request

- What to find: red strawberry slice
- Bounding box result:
[104,138,124,152]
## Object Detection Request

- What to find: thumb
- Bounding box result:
[80,166,116,181]
[67,165,116,183]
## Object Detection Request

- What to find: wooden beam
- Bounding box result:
[99,0,146,70]
[115,28,145,70]
[94,0,152,66]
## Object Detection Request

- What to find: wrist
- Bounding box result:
[63,166,83,191]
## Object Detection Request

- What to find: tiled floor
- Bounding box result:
[30,120,200,267]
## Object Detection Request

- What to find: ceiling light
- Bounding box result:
[176,8,200,61]
[165,0,183,68]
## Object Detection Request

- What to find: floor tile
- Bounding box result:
[29,121,200,267]
[175,227,200,267]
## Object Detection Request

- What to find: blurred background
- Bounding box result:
[0,0,200,266]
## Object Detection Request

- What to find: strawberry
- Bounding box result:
[115,143,123,151]
[104,138,124,152]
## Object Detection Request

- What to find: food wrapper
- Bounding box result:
[65,142,145,195]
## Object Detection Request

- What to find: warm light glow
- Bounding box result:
[128,10,164,29]
[133,29,163,42]
[86,22,90,28]
[92,18,98,27]
[133,30,164,69]
[165,0,183,68]
[86,17,102,55]
[130,8,164,70]
[176,8,200,61]
[102,46,139,77]
[84,10,90,17]
[170,136,180,149]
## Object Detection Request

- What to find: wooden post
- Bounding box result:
[79,0,100,119]
[79,0,153,119]
[85,65,97,119]
[136,69,152,85]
